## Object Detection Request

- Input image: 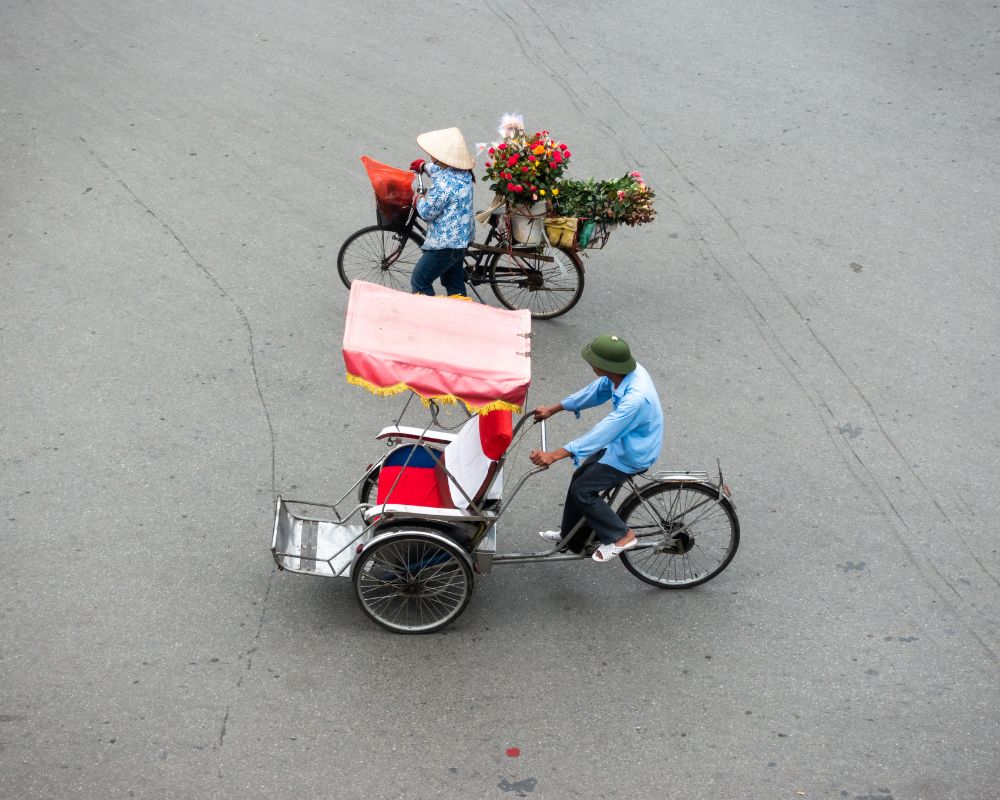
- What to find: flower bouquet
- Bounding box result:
[481,116,573,244]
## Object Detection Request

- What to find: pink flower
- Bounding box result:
[552,151,562,164]
[630,170,642,178]
[527,155,536,162]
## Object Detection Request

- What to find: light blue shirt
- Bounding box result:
[561,364,664,473]
[416,163,475,250]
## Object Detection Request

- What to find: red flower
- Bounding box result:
[488,147,495,155]
[497,143,507,150]
[527,155,536,162]
[552,151,562,163]
[506,155,519,166]
[521,165,529,172]
[507,182,517,192]
[559,143,568,151]
[563,150,572,158]
[485,161,491,167]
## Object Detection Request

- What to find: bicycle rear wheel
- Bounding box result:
[487,246,585,319]
[617,482,739,589]
[337,225,421,291]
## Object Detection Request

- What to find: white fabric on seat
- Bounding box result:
[444,416,497,509]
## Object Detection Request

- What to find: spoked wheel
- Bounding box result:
[353,530,473,633]
[617,482,740,589]
[358,466,379,505]
[337,225,421,291]
[487,246,585,319]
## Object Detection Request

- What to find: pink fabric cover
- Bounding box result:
[343,282,532,413]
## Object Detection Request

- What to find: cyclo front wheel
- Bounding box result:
[337,225,421,291]
[487,245,585,319]
[617,482,739,589]
[353,529,474,634]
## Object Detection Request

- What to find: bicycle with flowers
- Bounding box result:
[337,139,587,319]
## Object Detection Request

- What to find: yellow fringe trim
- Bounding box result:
[346,373,522,415]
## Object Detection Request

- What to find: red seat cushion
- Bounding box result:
[375,445,451,508]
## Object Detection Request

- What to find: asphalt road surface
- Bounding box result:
[2,2,998,798]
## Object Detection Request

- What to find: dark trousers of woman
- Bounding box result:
[561,450,631,552]
[411,247,467,296]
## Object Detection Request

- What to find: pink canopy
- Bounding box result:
[343,281,532,413]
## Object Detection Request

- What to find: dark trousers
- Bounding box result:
[411,247,467,296]
[561,451,631,549]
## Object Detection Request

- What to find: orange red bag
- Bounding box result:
[361,155,414,213]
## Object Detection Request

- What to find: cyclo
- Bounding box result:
[271,281,740,633]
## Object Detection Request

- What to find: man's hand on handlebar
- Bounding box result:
[530,447,570,467]
[532,403,563,421]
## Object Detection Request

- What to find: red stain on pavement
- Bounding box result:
[505,747,521,757]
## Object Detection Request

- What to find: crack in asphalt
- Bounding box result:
[80,137,281,771]
[79,136,277,498]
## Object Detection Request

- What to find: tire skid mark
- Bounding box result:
[485,0,639,168]
[689,233,997,664]
[488,12,999,614]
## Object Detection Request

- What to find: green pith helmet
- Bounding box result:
[581,335,637,375]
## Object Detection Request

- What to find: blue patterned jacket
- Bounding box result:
[416,164,475,250]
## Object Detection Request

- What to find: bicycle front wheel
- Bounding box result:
[617,482,740,589]
[337,225,421,291]
[487,246,584,319]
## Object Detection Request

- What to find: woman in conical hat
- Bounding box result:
[408,127,476,297]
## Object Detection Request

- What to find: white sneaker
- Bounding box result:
[538,530,563,543]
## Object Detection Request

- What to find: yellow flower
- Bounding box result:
[552,188,559,196]
[539,189,546,196]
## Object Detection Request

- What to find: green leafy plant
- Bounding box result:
[553,172,656,226]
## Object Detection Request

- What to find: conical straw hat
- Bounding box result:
[416,127,475,171]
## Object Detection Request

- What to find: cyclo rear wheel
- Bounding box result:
[337,225,422,291]
[353,529,473,633]
[487,246,585,319]
[617,482,739,589]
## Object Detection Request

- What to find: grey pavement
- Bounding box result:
[2,1,998,798]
